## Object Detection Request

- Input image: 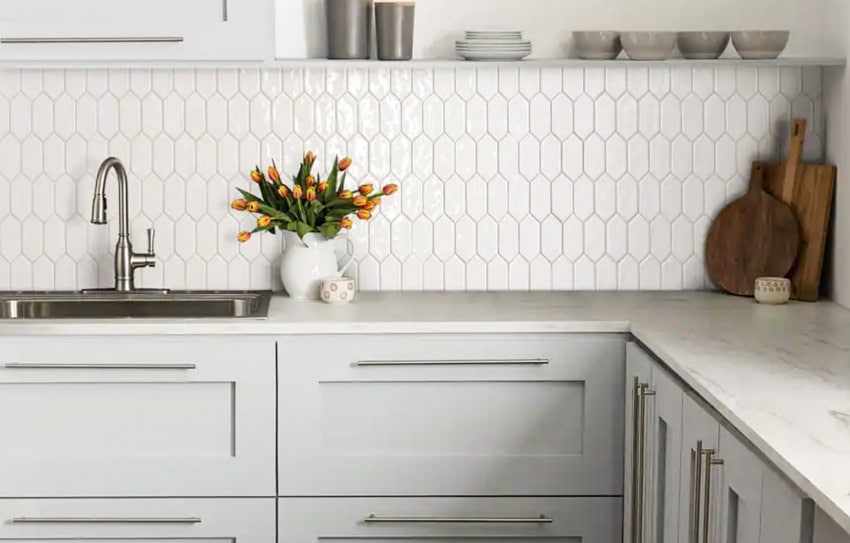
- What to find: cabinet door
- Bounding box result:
[625,342,654,543]
[279,497,621,543]
[0,0,272,60]
[759,464,811,543]
[279,334,626,496]
[647,362,685,543]
[0,498,274,541]
[716,425,764,543]
[679,394,721,543]
[0,337,276,497]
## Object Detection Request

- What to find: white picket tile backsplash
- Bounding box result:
[0,65,824,291]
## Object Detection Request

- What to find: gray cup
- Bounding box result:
[375,2,415,60]
[326,0,372,59]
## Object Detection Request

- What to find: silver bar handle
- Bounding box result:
[363,514,553,524]
[353,358,549,367]
[690,440,705,543]
[1,37,183,44]
[146,228,156,256]
[701,449,724,543]
[3,363,196,370]
[11,516,201,524]
[635,384,655,543]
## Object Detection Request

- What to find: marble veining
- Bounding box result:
[0,290,848,533]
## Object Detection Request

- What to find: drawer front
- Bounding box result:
[0,498,274,541]
[279,497,621,543]
[279,334,625,495]
[0,336,275,497]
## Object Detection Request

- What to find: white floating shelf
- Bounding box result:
[0,57,843,69]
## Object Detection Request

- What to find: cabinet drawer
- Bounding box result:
[0,498,274,541]
[279,334,625,496]
[0,336,275,497]
[279,497,621,543]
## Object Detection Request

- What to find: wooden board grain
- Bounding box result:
[705,163,801,296]
[763,161,837,301]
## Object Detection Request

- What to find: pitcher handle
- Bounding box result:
[337,236,355,276]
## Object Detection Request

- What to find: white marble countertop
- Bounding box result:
[1,290,849,533]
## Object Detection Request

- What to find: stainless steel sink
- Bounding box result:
[0,291,272,319]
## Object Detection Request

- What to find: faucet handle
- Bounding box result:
[146,228,156,256]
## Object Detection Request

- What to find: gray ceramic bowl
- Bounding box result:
[732,31,790,59]
[573,31,622,60]
[677,31,730,59]
[621,32,677,61]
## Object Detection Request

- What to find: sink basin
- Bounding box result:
[0,291,272,319]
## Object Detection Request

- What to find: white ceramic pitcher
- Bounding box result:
[280,230,354,299]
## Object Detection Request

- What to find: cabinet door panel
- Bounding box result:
[0,0,272,60]
[760,466,810,543]
[279,497,621,543]
[0,498,274,541]
[0,337,275,497]
[279,334,626,496]
[679,394,721,543]
[649,364,685,543]
[717,426,763,543]
[625,342,654,543]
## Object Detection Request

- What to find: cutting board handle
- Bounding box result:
[748,163,766,193]
[781,118,807,203]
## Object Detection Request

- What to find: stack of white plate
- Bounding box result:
[456,30,531,61]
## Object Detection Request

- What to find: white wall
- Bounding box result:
[277,0,829,59]
[824,0,849,308]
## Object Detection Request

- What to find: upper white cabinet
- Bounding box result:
[278,333,626,496]
[0,0,273,60]
[0,337,276,497]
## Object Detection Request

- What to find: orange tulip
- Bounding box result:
[318,181,329,192]
[257,215,272,228]
[352,195,368,207]
[267,163,281,183]
[382,183,398,195]
[231,198,248,211]
[250,167,263,183]
[337,190,353,199]
[246,201,260,212]
[237,231,251,242]
[371,196,382,206]
[306,186,316,202]
[364,200,377,211]
[356,209,372,220]
[304,151,316,165]
[293,185,303,199]
[358,183,374,196]
[278,185,290,198]
[306,175,316,187]
[339,157,353,171]
[340,217,353,229]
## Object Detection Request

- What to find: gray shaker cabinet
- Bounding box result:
[627,342,812,543]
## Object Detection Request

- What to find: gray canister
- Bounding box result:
[375,2,415,60]
[326,0,373,59]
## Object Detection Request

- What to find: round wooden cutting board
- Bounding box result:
[705,164,801,296]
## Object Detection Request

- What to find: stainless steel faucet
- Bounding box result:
[89,157,157,292]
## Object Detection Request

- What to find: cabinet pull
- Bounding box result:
[363,514,553,524]
[11,516,201,524]
[3,363,196,370]
[630,378,642,543]
[353,358,549,367]
[1,37,183,44]
[701,449,724,543]
[635,383,655,543]
[689,440,705,543]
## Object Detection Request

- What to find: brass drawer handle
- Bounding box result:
[353,358,549,367]
[363,514,553,524]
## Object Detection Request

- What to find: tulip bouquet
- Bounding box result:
[231,152,398,242]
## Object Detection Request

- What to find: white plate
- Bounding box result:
[457,50,531,61]
[456,45,532,51]
[456,40,531,46]
[465,30,522,36]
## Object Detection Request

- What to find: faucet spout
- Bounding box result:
[88,157,157,292]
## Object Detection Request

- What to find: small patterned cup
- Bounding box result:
[321,276,356,304]
[754,277,791,305]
